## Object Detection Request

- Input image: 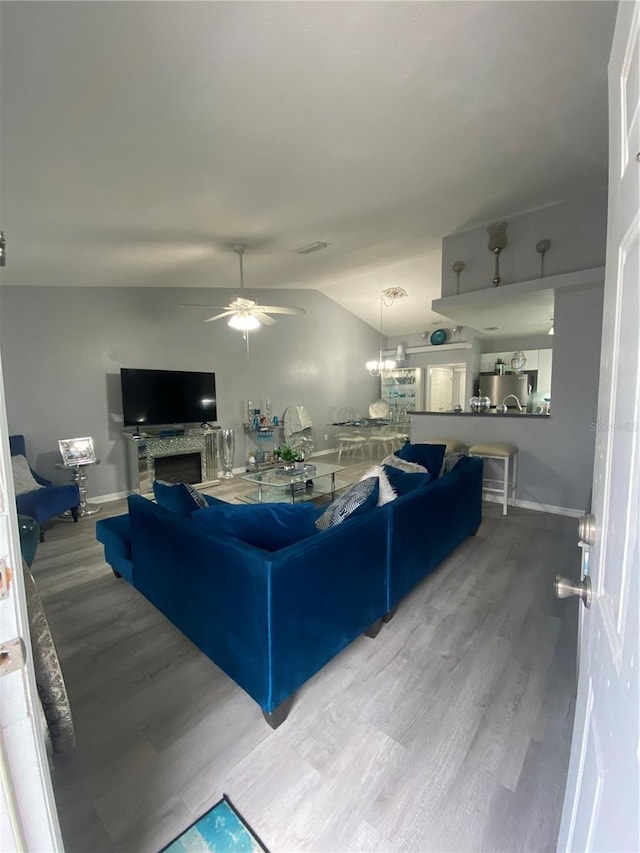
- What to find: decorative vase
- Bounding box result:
[219,428,235,479]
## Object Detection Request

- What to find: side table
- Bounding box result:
[56,459,101,517]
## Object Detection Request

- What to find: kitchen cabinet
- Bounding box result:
[537,349,553,393]
[480,350,540,373]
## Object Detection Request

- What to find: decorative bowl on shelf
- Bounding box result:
[470,396,491,413]
[430,328,448,346]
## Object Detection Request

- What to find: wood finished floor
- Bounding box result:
[31,454,580,853]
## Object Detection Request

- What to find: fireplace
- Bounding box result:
[123,429,220,495]
[154,452,202,485]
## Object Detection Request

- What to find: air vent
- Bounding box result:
[296,241,330,255]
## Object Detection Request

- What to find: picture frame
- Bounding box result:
[58,436,97,467]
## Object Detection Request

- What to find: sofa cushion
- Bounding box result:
[359,465,397,505]
[382,454,430,476]
[11,455,43,495]
[96,514,133,581]
[153,480,216,516]
[382,464,431,496]
[192,502,323,551]
[315,476,379,531]
[395,443,446,478]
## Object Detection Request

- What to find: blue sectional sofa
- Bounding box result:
[96,456,483,726]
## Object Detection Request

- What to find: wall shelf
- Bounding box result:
[383,341,473,357]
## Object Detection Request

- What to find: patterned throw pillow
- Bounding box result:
[315,476,379,531]
[359,465,397,505]
[11,455,43,495]
[440,452,467,477]
[382,454,429,475]
[153,480,209,516]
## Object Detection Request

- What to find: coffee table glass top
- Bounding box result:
[242,462,345,487]
[238,462,348,504]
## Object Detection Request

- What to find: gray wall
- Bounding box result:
[411,281,604,512]
[441,191,607,297]
[0,286,380,497]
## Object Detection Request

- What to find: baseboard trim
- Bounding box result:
[483,493,583,518]
[90,490,129,504]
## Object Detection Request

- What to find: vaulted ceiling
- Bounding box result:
[0,1,616,335]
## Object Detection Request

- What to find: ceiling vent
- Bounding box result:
[296,241,330,255]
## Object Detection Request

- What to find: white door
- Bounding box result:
[0,354,64,849]
[557,3,640,850]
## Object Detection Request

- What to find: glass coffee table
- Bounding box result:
[238,462,347,504]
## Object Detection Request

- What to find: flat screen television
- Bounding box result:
[120,368,217,428]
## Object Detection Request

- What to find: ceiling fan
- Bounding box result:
[180,243,305,331]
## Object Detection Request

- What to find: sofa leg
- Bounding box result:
[111,568,122,579]
[39,529,45,543]
[470,526,479,536]
[364,617,384,639]
[262,695,293,729]
[383,605,398,624]
[71,507,79,523]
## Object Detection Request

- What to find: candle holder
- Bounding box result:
[487,221,508,286]
[219,428,235,479]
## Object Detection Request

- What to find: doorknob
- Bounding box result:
[555,574,592,608]
[578,512,596,546]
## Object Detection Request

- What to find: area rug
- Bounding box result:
[161,794,270,852]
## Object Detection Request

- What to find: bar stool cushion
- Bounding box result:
[425,438,468,454]
[469,442,517,458]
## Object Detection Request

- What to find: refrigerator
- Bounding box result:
[381,368,424,419]
[479,374,531,409]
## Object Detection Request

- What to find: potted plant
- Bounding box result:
[279,443,301,470]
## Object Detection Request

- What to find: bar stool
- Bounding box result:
[468,442,518,516]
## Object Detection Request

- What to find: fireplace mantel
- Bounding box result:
[123,429,221,495]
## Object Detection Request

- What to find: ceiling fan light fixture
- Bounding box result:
[228,313,261,331]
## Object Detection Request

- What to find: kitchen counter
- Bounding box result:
[413,411,550,418]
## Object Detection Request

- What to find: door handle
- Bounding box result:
[555,574,592,608]
[578,512,596,546]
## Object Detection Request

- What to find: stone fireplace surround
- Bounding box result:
[123,429,221,495]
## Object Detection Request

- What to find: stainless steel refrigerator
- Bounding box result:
[479,374,530,409]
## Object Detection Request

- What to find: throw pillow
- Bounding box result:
[11,455,43,495]
[315,476,379,532]
[359,465,397,505]
[440,451,467,477]
[395,443,447,478]
[382,464,431,497]
[153,480,209,516]
[192,502,322,551]
[382,454,429,475]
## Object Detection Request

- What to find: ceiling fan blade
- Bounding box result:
[253,305,306,316]
[204,311,236,323]
[253,312,277,326]
[178,303,231,309]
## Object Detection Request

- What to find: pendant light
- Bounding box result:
[366,287,407,376]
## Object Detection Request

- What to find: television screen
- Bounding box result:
[120,368,217,428]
